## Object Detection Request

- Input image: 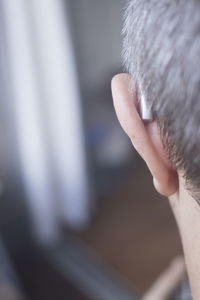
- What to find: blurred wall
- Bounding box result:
[67,0,134,196]
[67,0,123,90]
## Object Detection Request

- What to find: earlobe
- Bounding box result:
[111,73,179,197]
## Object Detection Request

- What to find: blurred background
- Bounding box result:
[0,0,182,299]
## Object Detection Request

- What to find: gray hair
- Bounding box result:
[123,0,200,202]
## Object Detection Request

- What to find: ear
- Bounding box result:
[111,73,178,196]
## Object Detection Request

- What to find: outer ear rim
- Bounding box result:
[111,73,179,197]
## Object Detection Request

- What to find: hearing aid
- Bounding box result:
[138,88,153,122]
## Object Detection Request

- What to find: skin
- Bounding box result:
[111,73,200,299]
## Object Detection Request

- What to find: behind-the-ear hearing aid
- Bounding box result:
[138,88,153,122]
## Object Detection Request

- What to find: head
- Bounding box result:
[111,0,200,297]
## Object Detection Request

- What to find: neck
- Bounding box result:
[169,175,200,299]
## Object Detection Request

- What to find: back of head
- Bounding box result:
[123,0,200,202]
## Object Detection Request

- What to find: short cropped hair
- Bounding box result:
[123,0,200,202]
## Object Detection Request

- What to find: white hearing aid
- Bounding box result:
[138,88,153,122]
